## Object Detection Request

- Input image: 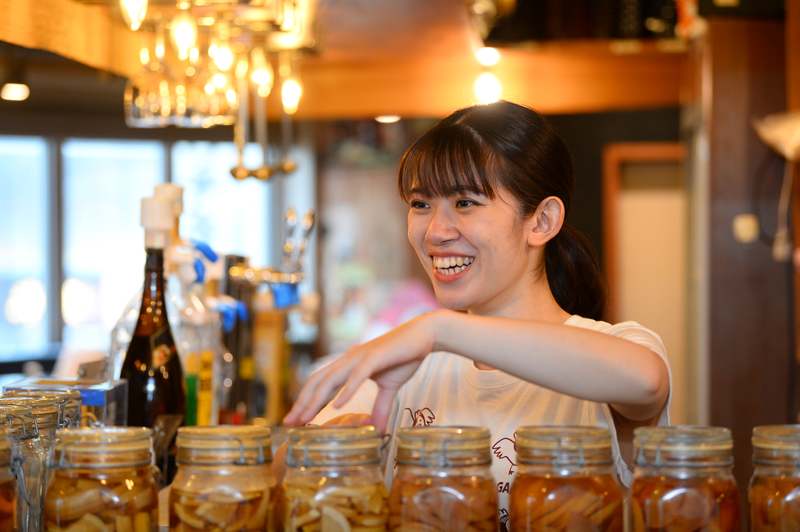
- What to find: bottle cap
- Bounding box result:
[141,197,173,231]
[154,183,184,217]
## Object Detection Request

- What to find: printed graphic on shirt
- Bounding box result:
[499,508,510,532]
[404,407,435,427]
[492,432,517,475]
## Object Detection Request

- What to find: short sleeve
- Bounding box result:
[308,379,379,425]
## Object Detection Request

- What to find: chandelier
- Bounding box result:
[75,0,317,180]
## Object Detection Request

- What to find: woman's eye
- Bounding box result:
[456,199,478,208]
[410,200,429,209]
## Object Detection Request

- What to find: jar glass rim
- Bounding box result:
[634,426,732,449]
[177,425,272,453]
[287,425,381,448]
[397,426,490,444]
[753,425,800,449]
[517,426,612,448]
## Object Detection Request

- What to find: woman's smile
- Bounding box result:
[432,255,474,277]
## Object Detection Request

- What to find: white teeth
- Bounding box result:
[432,256,474,274]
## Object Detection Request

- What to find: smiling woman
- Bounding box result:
[280,101,672,522]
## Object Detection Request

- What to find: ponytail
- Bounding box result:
[544,224,608,321]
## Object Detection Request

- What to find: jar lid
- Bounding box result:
[0,397,59,430]
[752,425,800,465]
[0,404,33,437]
[176,425,273,465]
[634,426,733,468]
[396,426,491,468]
[51,427,153,469]
[4,390,81,427]
[516,426,613,467]
[285,425,382,468]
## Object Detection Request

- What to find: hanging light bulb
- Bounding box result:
[213,21,233,71]
[282,78,302,115]
[474,72,501,104]
[476,47,500,66]
[170,10,197,61]
[120,0,148,31]
[250,47,274,98]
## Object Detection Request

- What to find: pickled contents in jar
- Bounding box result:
[509,474,622,532]
[284,479,388,532]
[389,474,497,532]
[44,468,157,532]
[170,486,277,532]
[0,478,14,532]
[749,475,800,531]
[630,475,740,532]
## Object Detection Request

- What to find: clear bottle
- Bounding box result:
[390,426,497,532]
[630,426,741,532]
[170,425,278,531]
[749,425,800,531]
[283,426,388,531]
[44,427,157,532]
[0,396,60,532]
[509,426,623,532]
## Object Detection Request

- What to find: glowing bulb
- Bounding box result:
[282,78,302,114]
[189,47,199,64]
[214,45,233,71]
[1,83,30,101]
[375,115,401,124]
[120,0,147,31]
[250,47,273,88]
[257,85,271,97]
[226,89,237,103]
[139,47,149,65]
[208,43,218,58]
[204,83,215,95]
[476,47,500,66]
[474,72,501,104]
[170,12,197,61]
[213,73,227,89]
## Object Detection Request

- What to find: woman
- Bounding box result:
[282,100,671,513]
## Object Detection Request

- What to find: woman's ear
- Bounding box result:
[527,196,565,247]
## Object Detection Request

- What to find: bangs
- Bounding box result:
[398,124,501,202]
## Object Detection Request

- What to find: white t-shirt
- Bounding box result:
[310,315,672,524]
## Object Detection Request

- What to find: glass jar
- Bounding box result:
[509,426,623,532]
[748,425,800,530]
[0,396,60,532]
[631,426,741,532]
[44,427,157,532]
[284,426,388,532]
[0,404,34,532]
[4,389,82,428]
[0,429,17,532]
[169,425,279,531]
[390,426,497,532]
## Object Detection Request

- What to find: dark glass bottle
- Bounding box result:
[121,247,186,484]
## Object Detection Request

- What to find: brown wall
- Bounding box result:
[704,18,798,497]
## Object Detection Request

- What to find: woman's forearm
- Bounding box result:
[430,310,670,421]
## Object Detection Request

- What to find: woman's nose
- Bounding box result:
[426,206,458,244]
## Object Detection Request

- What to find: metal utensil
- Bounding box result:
[281,208,298,267]
[293,208,315,265]
[230,64,250,180]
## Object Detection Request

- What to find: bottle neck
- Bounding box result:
[136,248,169,334]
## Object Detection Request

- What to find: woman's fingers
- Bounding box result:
[370,387,397,434]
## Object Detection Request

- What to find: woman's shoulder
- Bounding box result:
[564,315,667,358]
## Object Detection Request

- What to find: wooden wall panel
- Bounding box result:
[705,19,793,496]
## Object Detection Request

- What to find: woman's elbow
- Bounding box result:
[637,355,670,415]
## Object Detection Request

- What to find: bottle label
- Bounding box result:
[196,351,215,426]
[149,327,175,368]
[239,356,256,380]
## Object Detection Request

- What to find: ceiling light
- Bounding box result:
[120,0,148,31]
[476,47,499,66]
[474,72,501,104]
[375,115,401,124]
[282,78,302,114]
[1,83,29,102]
[171,10,197,61]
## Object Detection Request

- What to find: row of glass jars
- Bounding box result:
[7,422,800,532]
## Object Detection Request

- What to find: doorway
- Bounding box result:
[602,142,690,424]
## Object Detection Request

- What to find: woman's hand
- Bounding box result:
[283,311,443,431]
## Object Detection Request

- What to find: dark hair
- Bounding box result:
[398,100,607,321]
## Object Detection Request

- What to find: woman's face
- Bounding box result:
[407,186,539,316]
